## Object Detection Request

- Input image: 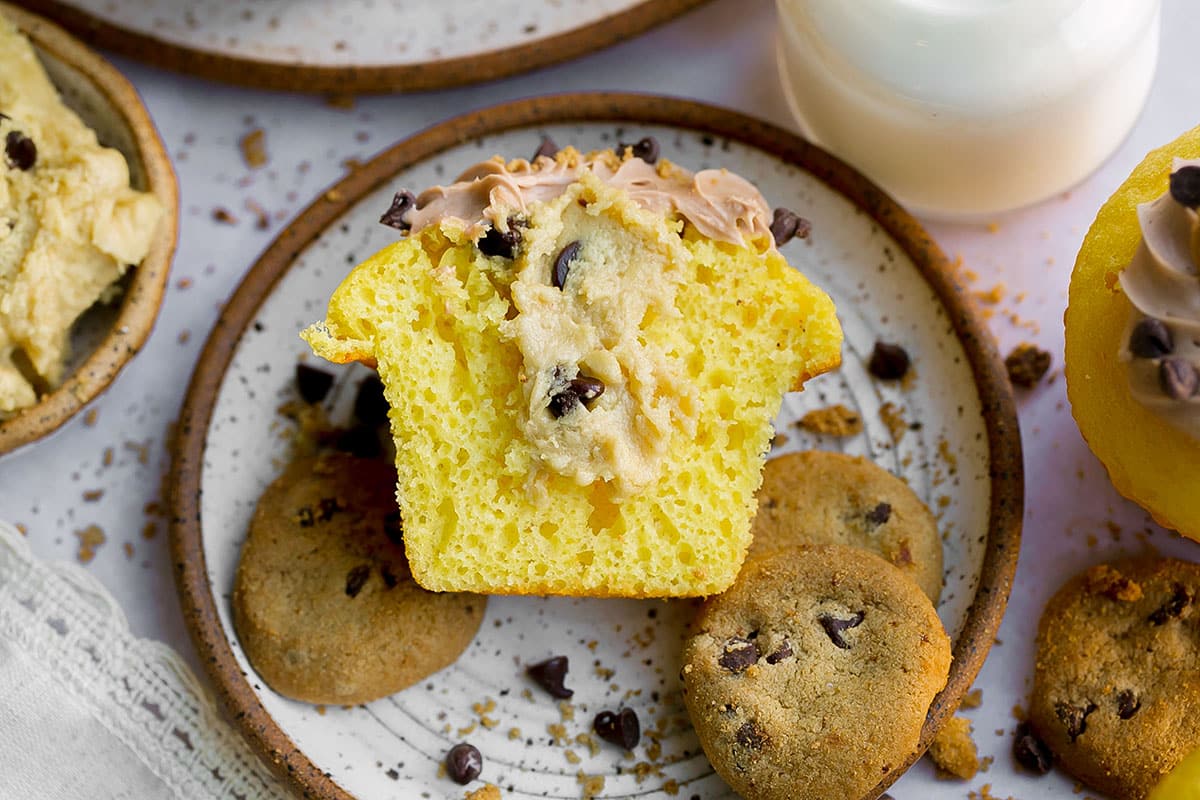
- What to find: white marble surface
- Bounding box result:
[2,0,1200,798]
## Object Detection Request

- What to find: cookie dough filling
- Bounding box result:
[0,17,163,415]
[395,147,779,496]
[1118,158,1200,439]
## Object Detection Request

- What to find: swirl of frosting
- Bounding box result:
[1118,157,1200,439]
[405,147,775,248]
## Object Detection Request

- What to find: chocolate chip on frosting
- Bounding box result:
[552,240,581,289]
[549,374,604,418]
[1159,358,1199,400]
[533,135,559,161]
[379,190,415,230]
[769,207,811,246]
[618,136,660,164]
[1128,317,1173,358]
[817,611,865,650]
[4,129,35,171]
[1169,165,1200,208]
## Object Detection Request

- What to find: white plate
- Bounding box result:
[171,96,1021,800]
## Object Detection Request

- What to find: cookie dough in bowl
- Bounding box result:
[0,2,176,455]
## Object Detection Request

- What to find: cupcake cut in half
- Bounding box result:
[303,143,842,597]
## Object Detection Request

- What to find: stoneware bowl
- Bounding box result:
[0,2,177,456]
[170,93,1023,800]
[21,0,711,94]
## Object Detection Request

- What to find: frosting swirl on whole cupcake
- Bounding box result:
[1118,158,1200,438]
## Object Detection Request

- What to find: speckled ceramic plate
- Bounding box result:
[20,0,710,93]
[170,94,1022,800]
[0,3,176,456]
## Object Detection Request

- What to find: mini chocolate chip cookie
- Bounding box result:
[1030,559,1200,800]
[232,452,486,705]
[680,544,951,800]
[751,451,943,602]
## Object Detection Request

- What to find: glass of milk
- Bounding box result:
[775,0,1161,220]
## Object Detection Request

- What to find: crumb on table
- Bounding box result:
[928,714,980,780]
[797,404,862,437]
[1005,343,1052,387]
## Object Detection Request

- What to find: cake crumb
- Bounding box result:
[240,128,268,169]
[465,785,501,800]
[75,524,105,563]
[974,283,1006,305]
[83,408,99,426]
[324,93,357,110]
[797,404,862,436]
[771,433,789,449]
[82,489,104,502]
[961,688,984,709]
[928,715,979,780]
[507,727,522,741]
[122,542,134,559]
[576,771,605,799]
[1005,343,1052,387]
[212,207,238,225]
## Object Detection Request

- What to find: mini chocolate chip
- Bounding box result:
[1012,722,1053,774]
[379,190,415,230]
[594,708,640,750]
[296,507,315,528]
[868,341,911,381]
[734,720,766,751]
[354,375,389,426]
[295,363,335,404]
[1055,701,1096,742]
[769,208,811,246]
[818,611,865,650]
[1129,318,1174,359]
[1149,583,1193,625]
[5,130,36,171]
[865,502,892,527]
[526,655,573,699]
[334,424,382,459]
[478,225,521,259]
[764,640,792,664]
[380,565,399,589]
[618,136,659,164]
[718,637,760,673]
[1170,165,1200,208]
[383,510,404,547]
[445,742,482,784]
[1116,690,1141,720]
[345,564,371,598]
[552,240,581,290]
[1160,358,1198,399]
[533,136,558,160]
[317,497,344,522]
[548,374,604,418]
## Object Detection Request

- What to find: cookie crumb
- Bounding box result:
[771,432,789,449]
[879,401,909,443]
[961,688,984,709]
[212,207,238,225]
[576,772,605,799]
[465,785,501,800]
[1005,343,1052,387]
[75,524,105,563]
[797,404,862,436]
[928,715,979,780]
[240,128,268,169]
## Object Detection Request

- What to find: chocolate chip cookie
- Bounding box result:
[1030,559,1200,799]
[232,452,486,705]
[751,451,943,602]
[680,545,952,800]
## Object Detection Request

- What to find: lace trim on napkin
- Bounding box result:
[0,520,283,799]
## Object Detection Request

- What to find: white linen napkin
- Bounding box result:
[0,520,286,799]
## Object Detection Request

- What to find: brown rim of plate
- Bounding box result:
[169,92,1023,800]
[19,0,712,95]
[0,2,178,456]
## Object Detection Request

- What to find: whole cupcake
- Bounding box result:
[1066,126,1200,540]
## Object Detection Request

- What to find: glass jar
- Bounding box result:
[776,0,1161,219]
